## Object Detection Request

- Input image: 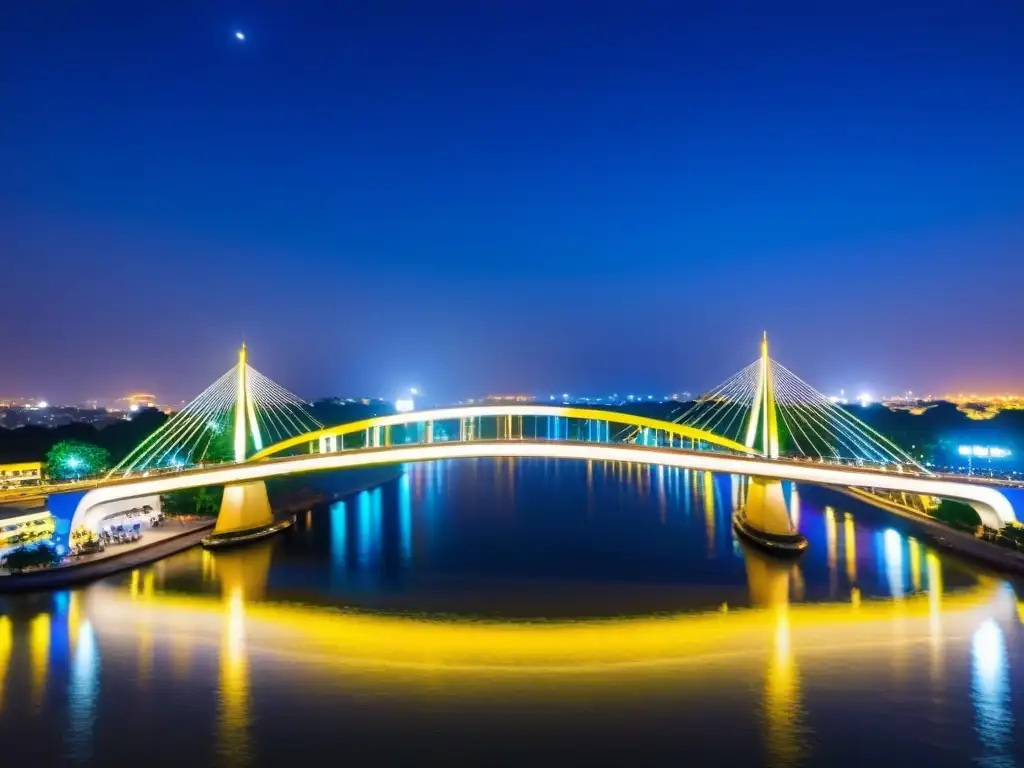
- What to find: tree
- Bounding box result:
[45,440,111,481]
[161,485,223,517]
[3,545,61,572]
[932,499,982,531]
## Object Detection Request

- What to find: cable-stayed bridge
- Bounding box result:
[40,335,1023,552]
[110,343,323,475]
[673,334,923,469]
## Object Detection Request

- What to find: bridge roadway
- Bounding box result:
[64,436,1019,534]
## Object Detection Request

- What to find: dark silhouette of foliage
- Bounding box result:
[3,545,60,572]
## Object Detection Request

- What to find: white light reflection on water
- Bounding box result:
[971,619,1014,767]
[330,499,347,573]
[398,470,412,564]
[883,529,905,598]
[67,619,99,762]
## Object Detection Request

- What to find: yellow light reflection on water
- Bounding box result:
[844,513,857,585]
[0,615,11,711]
[77,537,1006,720]
[927,552,943,637]
[926,551,945,689]
[766,606,803,767]
[96,571,991,675]
[218,587,250,765]
[703,472,715,557]
[825,507,837,596]
[908,537,922,593]
[29,613,50,709]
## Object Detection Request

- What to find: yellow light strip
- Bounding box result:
[250,403,753,461]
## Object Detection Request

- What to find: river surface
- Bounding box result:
[0,458,1022,767]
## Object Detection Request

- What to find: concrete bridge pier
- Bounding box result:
[734,477,808,555]
[215,481,273,535]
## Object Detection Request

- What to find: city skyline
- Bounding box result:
[9,375,1024,412]
[3,1,1024,402]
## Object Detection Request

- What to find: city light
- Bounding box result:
[858,393,873,407]
[395,398,415,413]
[36,401,48,409]
[958,445,1012,459]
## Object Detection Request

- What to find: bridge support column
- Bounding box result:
[733,478,807,556]
[215,481,274,535]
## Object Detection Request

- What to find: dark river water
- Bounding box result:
[0,458,1022,767]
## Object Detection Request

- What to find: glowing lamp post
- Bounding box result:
[396,387,418,414]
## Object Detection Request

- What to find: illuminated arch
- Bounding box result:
[247,404,754,462]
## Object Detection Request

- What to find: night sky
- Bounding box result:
[3,1,1023,404]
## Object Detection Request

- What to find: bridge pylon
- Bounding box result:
[108,343,321,477]
[233,343,264,462]
[744,332,780,459]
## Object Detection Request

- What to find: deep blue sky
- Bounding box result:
[3,1,1023,404]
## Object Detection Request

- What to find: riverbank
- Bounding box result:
[0,519,214,592]
[0,465,406,592]
[839,487,1024,575]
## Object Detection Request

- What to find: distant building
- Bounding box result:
[113,392,157,411]
[0,397,42,408]
[0,406,122,430]
[485,395,534,403]
[0,461,44,489]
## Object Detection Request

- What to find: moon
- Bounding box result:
[235,31,245,41]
